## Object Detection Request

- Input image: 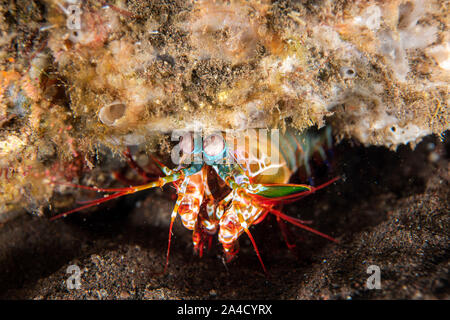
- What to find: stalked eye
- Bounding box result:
[179,132,194,154]
[203,133,226,159]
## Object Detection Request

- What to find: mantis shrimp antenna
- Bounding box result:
[48,181,141,221]
[243,227,268,275]
[165,177,190,273]
[266,207,338,243]
[49,168,188,221]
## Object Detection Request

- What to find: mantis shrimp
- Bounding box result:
[51,127,339,274]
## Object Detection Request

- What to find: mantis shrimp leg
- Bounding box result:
[50,163,203,220]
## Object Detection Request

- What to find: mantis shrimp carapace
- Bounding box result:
[51,127,340,275]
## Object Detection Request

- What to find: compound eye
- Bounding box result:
[203,133,225,158]
[179,132,194,154]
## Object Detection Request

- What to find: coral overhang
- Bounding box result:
[0,0,448,216]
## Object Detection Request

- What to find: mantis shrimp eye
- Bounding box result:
[179,132,203,155]
[179,132,194,154]
[203,133,226,161]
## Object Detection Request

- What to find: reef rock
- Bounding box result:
[0,0,448,214]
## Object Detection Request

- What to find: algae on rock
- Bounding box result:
[0,0,448,217]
